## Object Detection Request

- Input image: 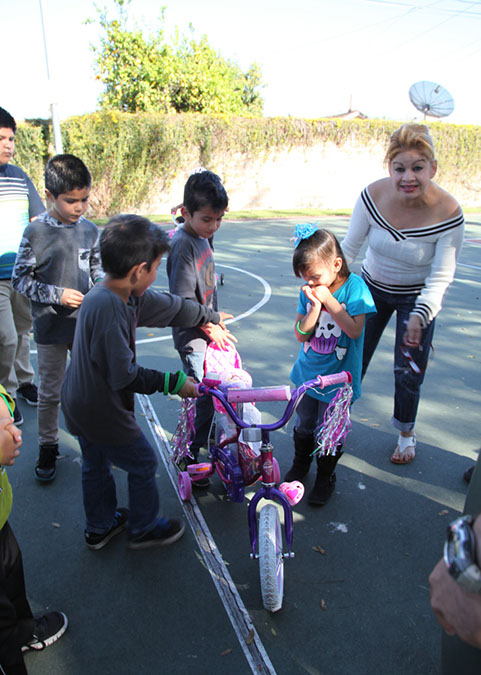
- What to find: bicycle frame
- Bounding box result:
[196,371,352,558]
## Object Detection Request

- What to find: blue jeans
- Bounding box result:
[180,351,214,454]
[295,393,329,437]
[362,280,435,432]
[78,432,159,536]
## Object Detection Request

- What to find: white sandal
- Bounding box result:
[391,433,416,464]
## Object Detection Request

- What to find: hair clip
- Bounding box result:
[291,222,319,248]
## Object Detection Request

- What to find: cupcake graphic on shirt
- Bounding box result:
[310,308,342,355]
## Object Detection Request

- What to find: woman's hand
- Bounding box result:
[403,315,423,348]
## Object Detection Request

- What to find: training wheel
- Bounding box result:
[178,471,192,501]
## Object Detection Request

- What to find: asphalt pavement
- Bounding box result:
[9,215,481,674]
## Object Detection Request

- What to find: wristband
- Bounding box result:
[296,320,314,336]
[170,371,188,396]
[163,372,170,396]
[0,392,13,418]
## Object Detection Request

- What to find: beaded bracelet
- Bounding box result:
[296,320,314,336]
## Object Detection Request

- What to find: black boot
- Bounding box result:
[284,429,315,483]
[35,443,58,482]
[308,451,343,506]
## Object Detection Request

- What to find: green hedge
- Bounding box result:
[13,113,481,216]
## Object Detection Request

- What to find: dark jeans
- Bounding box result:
[0,522,33,674]
[362,280,435,432]
[295,393,329,438]
[78,432,160,537]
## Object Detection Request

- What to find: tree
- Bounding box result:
[90,0,264,115]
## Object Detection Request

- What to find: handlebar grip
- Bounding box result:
[226,385,291,403]
[316,371,352,388]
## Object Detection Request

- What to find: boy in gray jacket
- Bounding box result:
[61,215,228,550]
[12,154,102,481]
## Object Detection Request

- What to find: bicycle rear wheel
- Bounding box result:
[259,503,284,612]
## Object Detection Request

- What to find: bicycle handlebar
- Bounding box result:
[195,371,352,432]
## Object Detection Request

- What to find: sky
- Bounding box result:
[4,0,481,125]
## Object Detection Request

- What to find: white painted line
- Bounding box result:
[137,393,277,675]
[29,264,271,355]
[135,263,271,345]
[458,262,481,271]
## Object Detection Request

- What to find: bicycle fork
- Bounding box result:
[247,437,295,560]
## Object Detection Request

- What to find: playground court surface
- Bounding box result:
[9,215,481,675]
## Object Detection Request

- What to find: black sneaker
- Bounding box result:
[12,399,23,426]
[128,518,186,550]
[85,508,129,550]
[34,443,58,482]
[22,611,68,652]
[17,382,38,406]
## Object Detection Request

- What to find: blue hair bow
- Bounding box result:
[291,222,319,248]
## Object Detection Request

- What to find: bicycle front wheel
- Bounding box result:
[259,503,284,612]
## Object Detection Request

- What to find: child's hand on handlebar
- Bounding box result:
[177,376,200,399]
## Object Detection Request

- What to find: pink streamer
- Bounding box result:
[170,398,197,463]
[314,383,353,457]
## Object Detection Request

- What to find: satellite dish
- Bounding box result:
[409,81,455,119]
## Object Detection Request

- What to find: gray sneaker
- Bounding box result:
[128,518,186,550]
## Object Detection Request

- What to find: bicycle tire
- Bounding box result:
[259,503,284,612]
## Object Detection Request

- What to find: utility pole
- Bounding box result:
[39,0,63,154]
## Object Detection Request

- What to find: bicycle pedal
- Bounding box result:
[279,481,304,506]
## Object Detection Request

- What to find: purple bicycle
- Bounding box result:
[176,370,352,612]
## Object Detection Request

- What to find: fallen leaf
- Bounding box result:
[51,522,61,528]
[320,599,327,611]
[467,355,475,359]
[271,627,277,636]
[439,510,449,516]
[246,629,254,645]
[147,333,154,337]
[312,545,326,555]
[220,648,232,656]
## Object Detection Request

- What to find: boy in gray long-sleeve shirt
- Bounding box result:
[12,154,101,482]
[167,170,236,485]
[61,214,224,550]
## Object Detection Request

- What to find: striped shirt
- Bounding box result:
[0,163,44,279]
[341,187,465,326]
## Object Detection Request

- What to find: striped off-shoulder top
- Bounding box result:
[341,187,465,327]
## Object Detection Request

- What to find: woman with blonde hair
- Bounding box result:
[341,123,464,463]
